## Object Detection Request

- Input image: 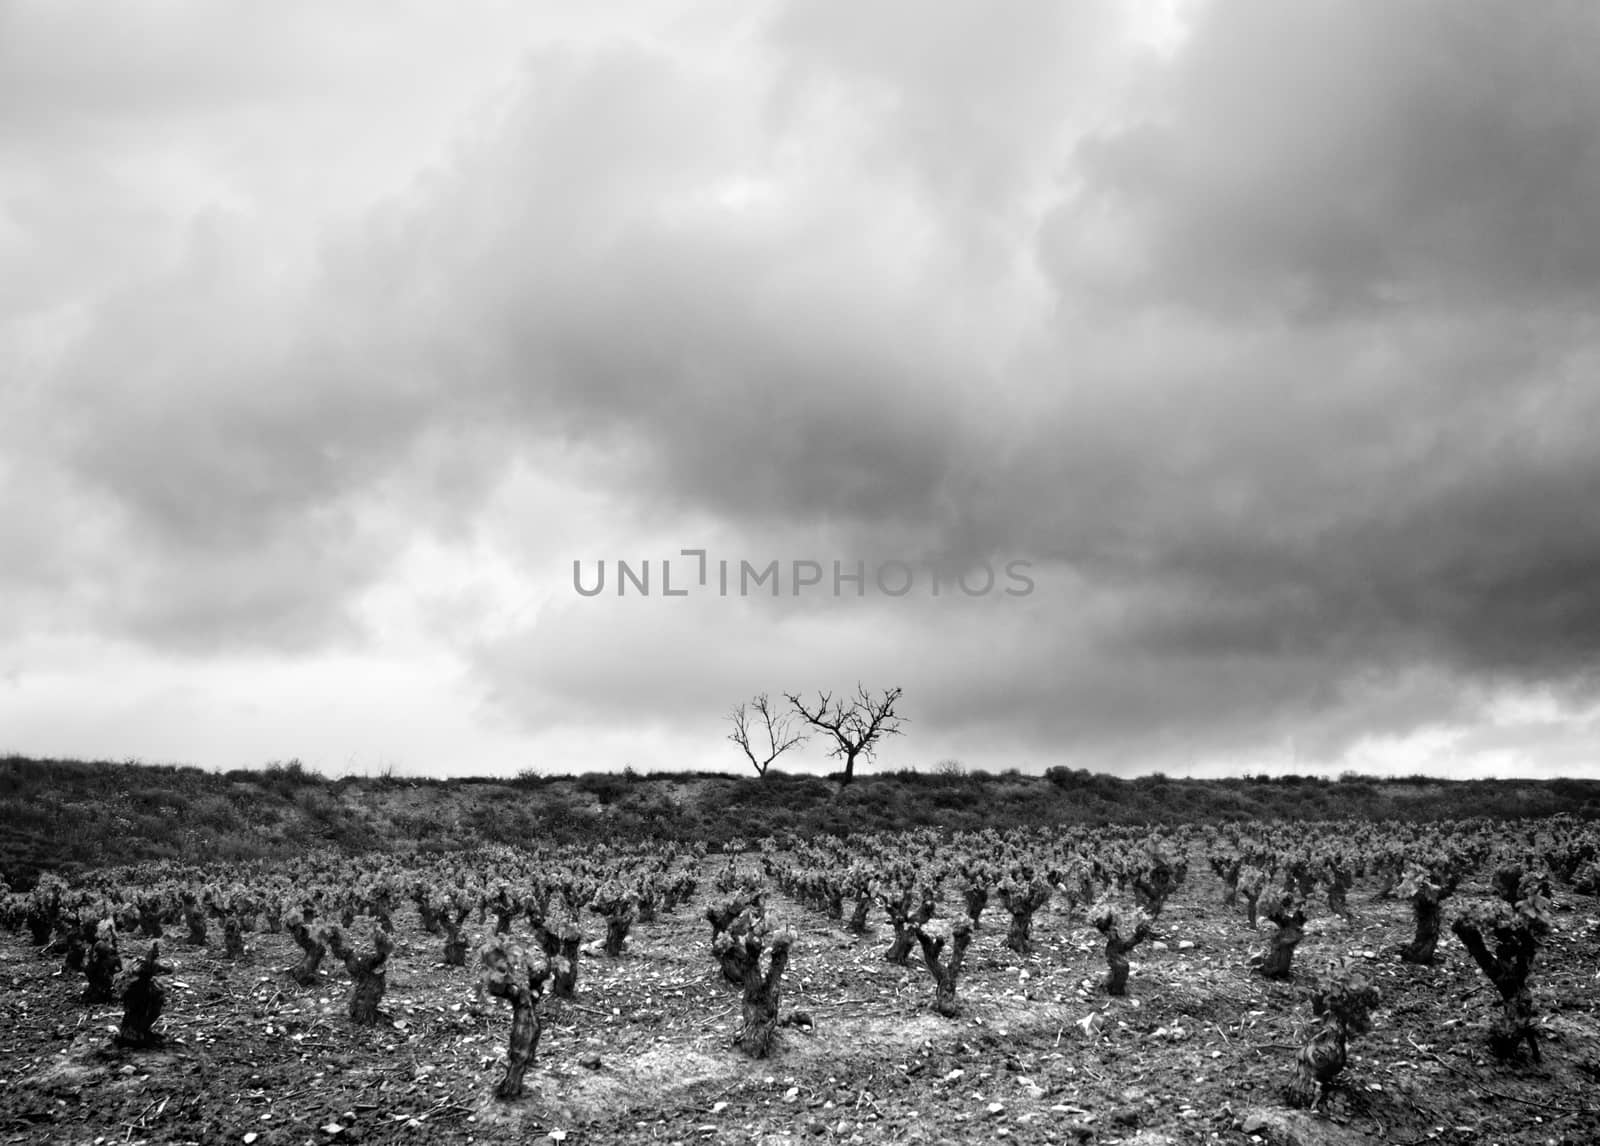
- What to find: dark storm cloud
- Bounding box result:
[352,37,1022,539]
[1042,0,1600,318]
[7,0,1600,772]
[444,0,1600,765]
[961,309,1600,695]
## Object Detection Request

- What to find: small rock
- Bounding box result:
[1238,1106,1372,1145]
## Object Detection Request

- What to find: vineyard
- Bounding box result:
[2,816,1599,1145]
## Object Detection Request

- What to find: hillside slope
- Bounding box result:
[3,754,1597,886]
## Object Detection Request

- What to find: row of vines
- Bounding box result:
[4,814,1597,1117]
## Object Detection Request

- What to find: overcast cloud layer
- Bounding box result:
[3,0,1598,779]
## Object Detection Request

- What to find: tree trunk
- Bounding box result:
[603,914,631,956]
[495,986,540,1098]
[998,882,1051,956]
[442,913,469,966]
[1289,1021,1347,1108]
[883,891,935,965]
[287,921,325,986]
[59,923,89,974]
[184,907,207,946]
[117,946,170,1047]
[964,887,988,927]
[1451,919,1541,1063]
[1399,896,1442,965]
[84,937,122,1002]
[26,908,54,947]
[223,916,246,959]
[481,946,550,1100]
[330,932,393,1026]
[1489,987,1540,1063]
[705,900,758,986]
[737,934,792,1058]
[542,927,580,998]
[137,904,164,939]
[916,924,971,1017]
[884,925,915,965]
[1259,912,1305,980]
[1101,924,1150,996]
[1005,909,1036,955]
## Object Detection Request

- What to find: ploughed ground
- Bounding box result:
[2,856,1597,1146]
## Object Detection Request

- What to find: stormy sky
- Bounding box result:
[3,0,1599,780]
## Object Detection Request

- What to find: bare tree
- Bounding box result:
[729,693,808,778]
[784,684,905,787]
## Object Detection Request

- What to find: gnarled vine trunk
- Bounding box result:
[481,941,552,1100]
[1399,891,1443,965]
[183,903,207,946]
[84,933,122,1003]
[223,915,246,959]
[735,931,793,1058]
[1452,915,1543,1062]
[705,897,760,987]
[442,907,471,967]
[1258,904,1306,980]
[882,891,934,966]
[963,886,988,927]
[1290,1020,1347,1108]
[535,920,582,998]
[1000,882,1051,956]
[286,919,326,986]
[1101,923,1151,995]
[117,944,171,1047]
[327,929,394,1025]
[915,923,972,1016]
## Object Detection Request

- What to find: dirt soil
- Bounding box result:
[2,860,1597,1145]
